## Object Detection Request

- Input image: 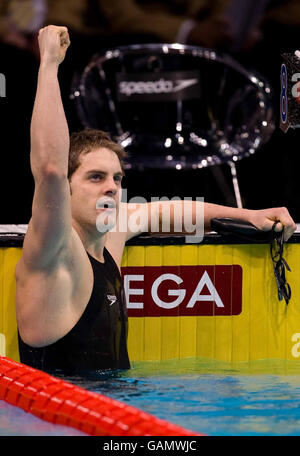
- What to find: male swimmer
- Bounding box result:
[15,26,297,372]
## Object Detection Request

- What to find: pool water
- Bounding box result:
[2,358,300,436]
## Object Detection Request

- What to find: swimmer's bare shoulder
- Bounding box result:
[15,220,127,347]
[15,221,94,347]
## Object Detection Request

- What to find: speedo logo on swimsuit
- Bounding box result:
[107,295,117,306]
[119,78,198,96]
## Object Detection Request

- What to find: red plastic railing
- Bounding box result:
[0,357,203,436]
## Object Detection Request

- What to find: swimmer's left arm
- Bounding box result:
[203,203,296,241]
[124,201,296,241]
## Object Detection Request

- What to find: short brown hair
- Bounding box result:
[68,129,127,179]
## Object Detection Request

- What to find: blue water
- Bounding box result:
[2,359,300,436]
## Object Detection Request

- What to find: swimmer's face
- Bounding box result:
[69,147,123,233]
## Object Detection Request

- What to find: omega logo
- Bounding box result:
[124,271,224,310]
[122,265,242,317]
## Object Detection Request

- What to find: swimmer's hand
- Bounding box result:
[38,25,70,66]
[247,207,297,242]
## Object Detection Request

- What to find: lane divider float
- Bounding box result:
[0,356,202,436]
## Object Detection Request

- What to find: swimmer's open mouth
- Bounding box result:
[96,199,116,210]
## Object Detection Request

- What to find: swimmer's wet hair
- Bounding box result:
[68,129,127,179]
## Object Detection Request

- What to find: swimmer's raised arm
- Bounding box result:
[30,26,70,176]
[21,25,72,269]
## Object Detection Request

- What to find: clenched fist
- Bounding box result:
[38,25,70,66]
[248,207,297,241]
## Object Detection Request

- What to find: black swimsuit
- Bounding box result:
[18,248,130,373]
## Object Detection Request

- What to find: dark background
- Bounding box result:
[0,3,299,224]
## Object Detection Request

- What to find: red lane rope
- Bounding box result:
[0,357,203,436]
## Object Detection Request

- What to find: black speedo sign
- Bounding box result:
[116,70,201,102]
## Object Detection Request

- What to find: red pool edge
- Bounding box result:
[0,356,204,436]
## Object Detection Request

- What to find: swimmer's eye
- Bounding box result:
[90,173,103,181]
[89,173,123,184]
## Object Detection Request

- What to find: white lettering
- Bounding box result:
[119,78,198,96]
[183,197,204,243]
[94,190,205,240]
[150,196,182,233]
[124,271,226,310]
[127,196,148,234]
[0,333,6,356]
[187,270,224,308]
[152,273,186,309]
[124,275,144,309]
[0,73,6,98]
[291,333,300,358]
[103,440,138,453]
[147,440,197,452]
